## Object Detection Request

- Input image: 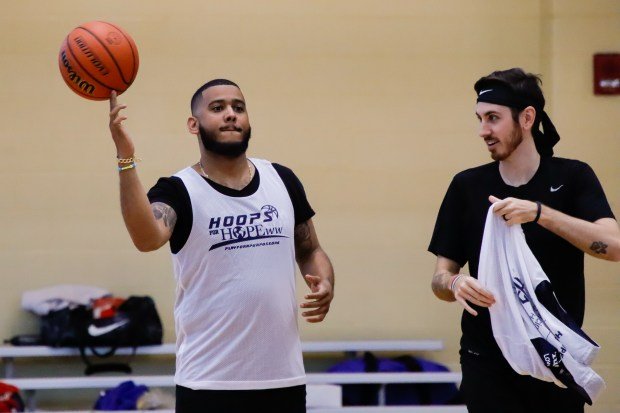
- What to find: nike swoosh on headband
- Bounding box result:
[87,320,130,337]
[479,89,493,95]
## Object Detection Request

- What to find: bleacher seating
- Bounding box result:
[0,340,464,412]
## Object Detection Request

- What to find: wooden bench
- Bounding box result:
[8,372,462,412]
[0,340,444,378]
[7,372,462,389]
[0,340,459,411]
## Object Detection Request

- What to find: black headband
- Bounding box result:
[475,82,560,157]
[476,83,530,110]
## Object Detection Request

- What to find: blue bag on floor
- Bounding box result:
[327,351,461,406]
[94,380,149,410]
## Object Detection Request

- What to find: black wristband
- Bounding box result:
[533,201,542,223]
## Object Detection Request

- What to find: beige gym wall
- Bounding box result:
[1,0,618,411]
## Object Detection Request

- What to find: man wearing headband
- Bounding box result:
[427,68,620,412]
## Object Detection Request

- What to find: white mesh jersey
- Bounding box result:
[171,158,305,390]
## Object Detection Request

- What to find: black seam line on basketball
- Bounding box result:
[103,21,138,84]
[59,38,78,90]
[78,25,131,86]
[65,35,115,94]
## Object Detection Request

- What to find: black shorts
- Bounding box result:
[460,350,584,413]
[176,384,306,413]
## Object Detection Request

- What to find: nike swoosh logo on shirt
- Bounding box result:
[550,185,564,192]
[87,320,129,337]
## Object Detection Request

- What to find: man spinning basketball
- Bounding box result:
[108,79,335,412]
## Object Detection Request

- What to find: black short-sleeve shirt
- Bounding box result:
[428,157,614,357]
[147,162,315,254]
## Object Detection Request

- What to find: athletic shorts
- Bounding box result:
[176,384,306,413]
[460,350,585,413]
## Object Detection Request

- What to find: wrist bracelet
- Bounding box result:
[117,155,141,164]
[118,162,136,172]
[450,274,465,293]
[533,201,542,223]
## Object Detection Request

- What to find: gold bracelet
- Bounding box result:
[117,155,141,164]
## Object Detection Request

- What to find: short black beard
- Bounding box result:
[198,124,251,158]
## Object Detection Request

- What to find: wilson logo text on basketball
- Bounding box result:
[60,50,96,95]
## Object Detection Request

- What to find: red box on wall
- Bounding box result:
[593,53,620,95]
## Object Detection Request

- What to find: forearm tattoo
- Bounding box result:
[590,241,608,255]
[151,202,177,230]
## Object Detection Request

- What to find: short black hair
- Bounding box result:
[190,79,240,115]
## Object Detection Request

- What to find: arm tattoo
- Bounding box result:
[294,221,313,257]
[151,202,177,230]
[590,241,608,255]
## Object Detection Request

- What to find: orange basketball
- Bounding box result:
[58,21,139,101]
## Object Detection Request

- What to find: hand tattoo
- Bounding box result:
[590,241,608,255]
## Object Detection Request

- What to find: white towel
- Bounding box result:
[478,205,605,405]
[22,284,110,315]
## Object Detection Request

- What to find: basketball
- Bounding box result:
[58,21,139,101]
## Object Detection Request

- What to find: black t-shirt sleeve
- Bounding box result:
[272,163,316,225]
[428,174,468,267]
[570,161,615,223]
[146,176,192,254]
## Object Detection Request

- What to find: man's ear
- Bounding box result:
[520,106,536,131]
[187,116,199,134]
